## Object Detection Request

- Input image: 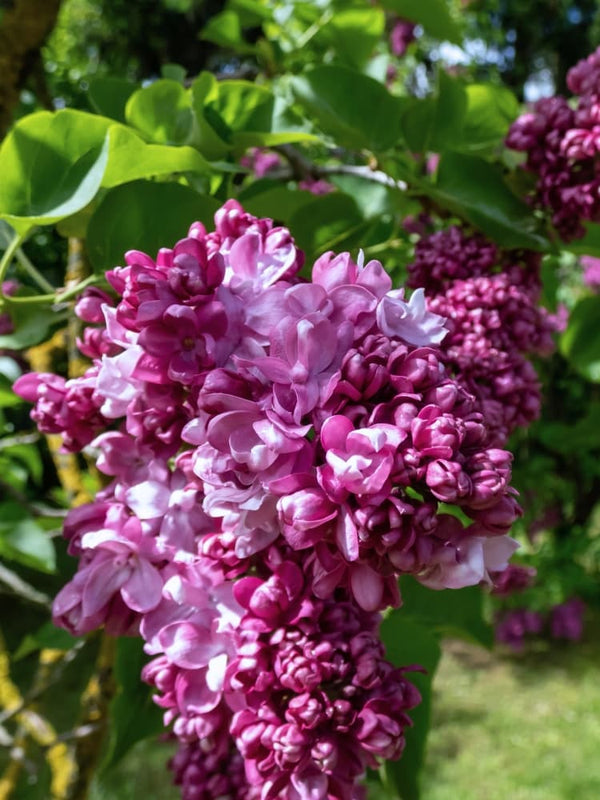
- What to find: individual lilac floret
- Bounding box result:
[490,563,536,596]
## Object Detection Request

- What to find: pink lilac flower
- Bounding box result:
[228,555,420,800]
[14,200,527,800]
[495,608,544,651]
[241,149,282,179]
[581,255,600,289]
[490,563,536,596]
[506,47,600,241]
[298,177,335,195]
[408,228,559,444]
[13,369,108,452]
[169,739,258,800]
[390,19,416,57]
[550,598,585,641]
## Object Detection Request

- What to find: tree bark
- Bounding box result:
[0,0,62,136]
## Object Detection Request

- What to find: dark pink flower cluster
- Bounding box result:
[408,226,559,445]
[495,608,544,651]
[490,563,536,597]
[15,201,522,799]
[581,255,600,290]
[550,598,586,641]
[240,149,334,195]
[496,598,585,651]
[506,46,600,241]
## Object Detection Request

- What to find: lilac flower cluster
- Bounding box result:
[496,598,586,651]
[408,226,558,445]
[581,255,600,290]
[506,46,600,241]
[240,149,334,195]
[15,201,521,798]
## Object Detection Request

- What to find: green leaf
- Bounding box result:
[233,130,318,148]
[399,576,493,648]
[291,66,403,152]
[380,0,462,44]
[229,0,273,25]
[0,357,22,407]
[125,80,194,145]
[101,637,164,771]
[320,6,385,69]
[161,63,187,84]
[239,184,316,221]
[206,82,313,146]
[564,222,600,257]
[0,110,111,232]
[329,174,394,219]
[380,614,442,800]
[460,84,520,153]
[431,152,550,251]
[200,9,257,54]
[0,503,56,573]
[401,72,467,153]
[0,303,59,349]
[401,98,436,153]
[536,402,600,454]
[88,77,136,123]
[14,621,79,661]
[2,442,44,485]
[86,181,219,273]
[560,295,600,382]
[429,72,467,151]
[289,192,365,263]
[101,125,211,188]
[190,73,232,160]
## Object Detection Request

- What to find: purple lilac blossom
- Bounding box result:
[581,255,600,289]
[408,227,560,445]
[506,46,600,241]
[14,200,524,800]
[495,608,544,651]
[550,598,585,641]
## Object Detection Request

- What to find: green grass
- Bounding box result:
[423,632,600,800]
[87,631,600,800]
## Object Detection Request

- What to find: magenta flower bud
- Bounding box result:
[310,737,338,771]
[74,287,114,323]
[278,488,338,549]
[491,563,536,596]
[425,459,472,502]
[411,405,462,459]
[286,693,325,729]
[273,723,308,768]
[470,494,521,535]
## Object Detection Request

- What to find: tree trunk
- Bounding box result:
[0,0,62,136]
